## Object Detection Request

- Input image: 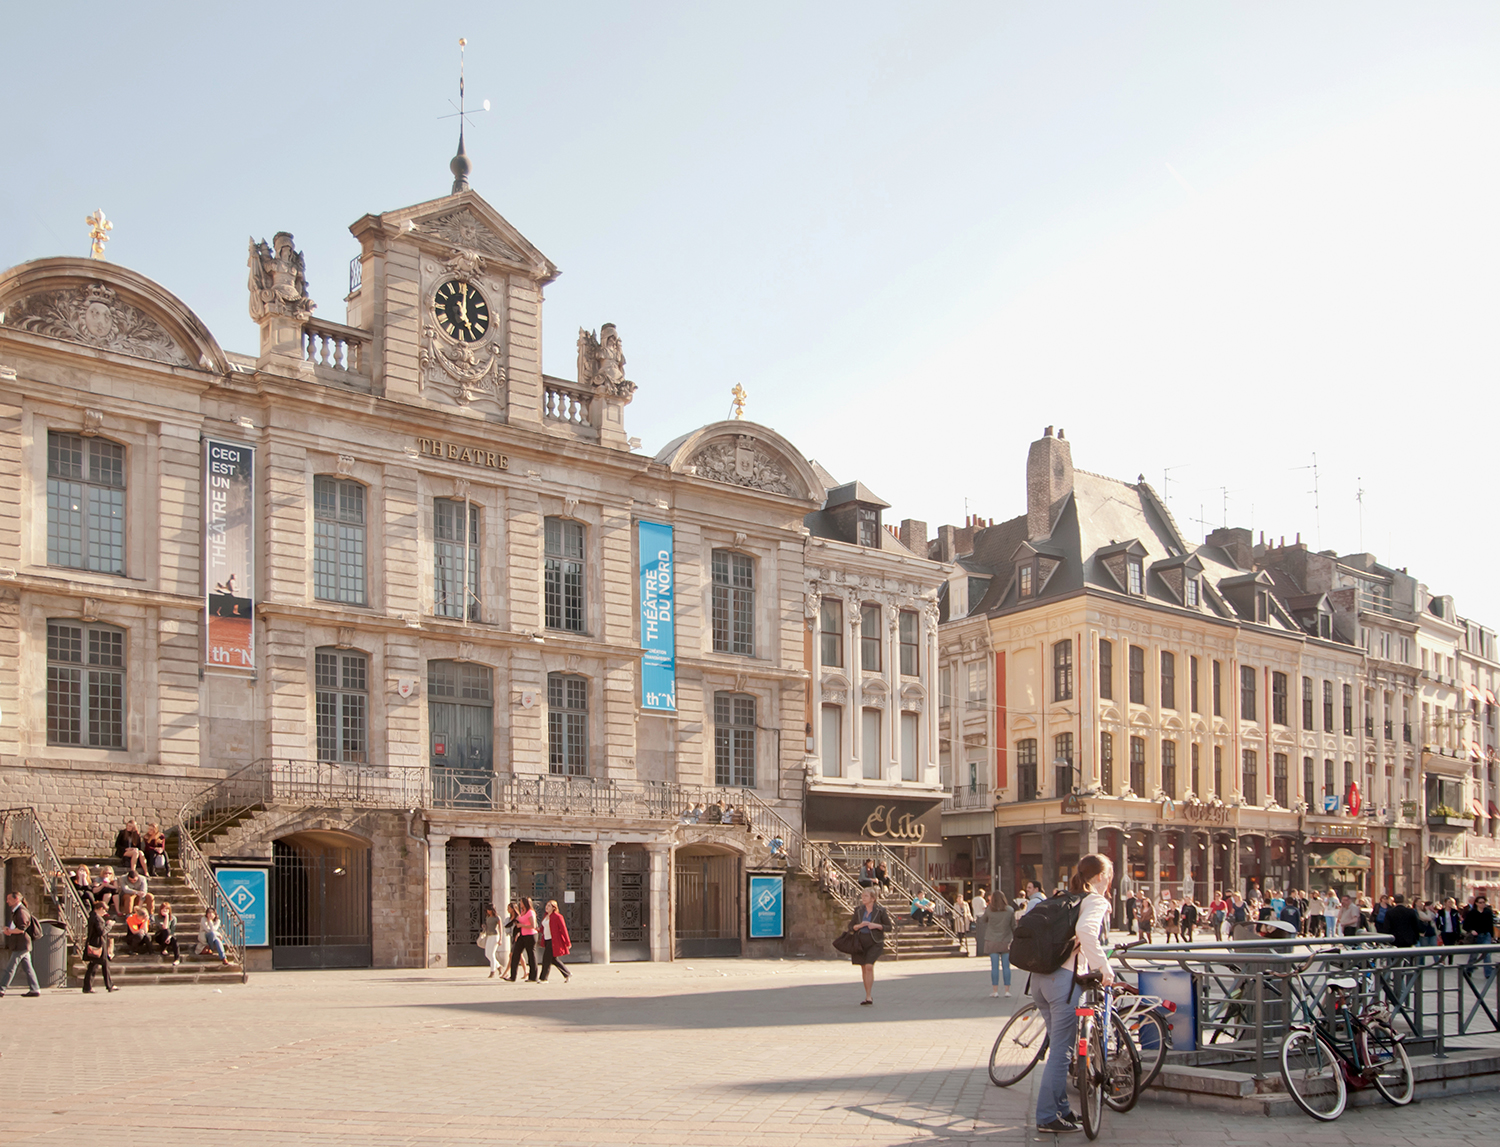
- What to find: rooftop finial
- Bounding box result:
[730,384,747,420]
[85,210,113,260]
[450,38,471,193]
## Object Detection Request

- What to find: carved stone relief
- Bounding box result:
[685,435,797,497]
[420,323,506,406]
[576,324,635,400]
[412,208,527,264]
[3,283,191,366]
[82,409,105,436]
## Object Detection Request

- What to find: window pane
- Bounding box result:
[47,434,126,574]
[711,550,753,655]
[821,704,842,777]
[48,432,84,480]
[819,599,843,667]
[314,479,367,604]
[544,518,585,632]
[47,665,82,745]
[46,479,84,568]
[87,669,124,748]
[899,611,919,677]
[900,711,918,781]
[860,605,881,672]
[862,708,881,779]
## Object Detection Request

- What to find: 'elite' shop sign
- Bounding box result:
[805,793,943,847]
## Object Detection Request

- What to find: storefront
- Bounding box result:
[1307,844,1371,898]
[805,791,943,854]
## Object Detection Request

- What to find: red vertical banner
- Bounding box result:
[204,439,255,670]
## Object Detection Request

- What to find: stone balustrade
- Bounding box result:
[543,380,593,428]
[301,319,371,385]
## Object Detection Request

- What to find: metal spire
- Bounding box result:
[450,38,472,193]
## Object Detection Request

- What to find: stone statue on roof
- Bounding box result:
[577,323,635,400]
[248,232,316,322]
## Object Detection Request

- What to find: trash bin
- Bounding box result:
[1139,967,1198,1051]
[31,920,68,989]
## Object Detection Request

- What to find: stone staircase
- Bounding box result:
[61,855,244,987]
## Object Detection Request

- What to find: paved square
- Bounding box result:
[5,955,1500,1145]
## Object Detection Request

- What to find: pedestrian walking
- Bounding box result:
[849,888,892,1005]
[1306,891,1326,937]
[1135,890,1155,943]
[1030,853,1115,1136]
[0,891,42,997]
[538,900,572,982]
[1208,891,1226,942]
[505,897,539,982]
[1162,898,1180,943]
[1180,896,1199,942]
[1337,894,1363,937]
[82,898,115,994]
[479,906,503,978]
[1324,889,1341,941]
[979,892,1015,997]
[1463,895,1496,977]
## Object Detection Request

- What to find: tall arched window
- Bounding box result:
[313,476,367,604]
[547,673,588,776]
[1015,738,1038,802]
[47,432,126,574]
[315,647,367,763]
[47,619,125,748]
[714,692,756,786]
[1052,640,1073,702]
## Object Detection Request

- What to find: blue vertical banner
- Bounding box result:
[749,875,784,938]
[639,520,676,711]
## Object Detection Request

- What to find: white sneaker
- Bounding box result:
[1005,987,1012,996]
[989,988,999,997]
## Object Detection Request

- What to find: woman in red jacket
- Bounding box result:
[538,899,572,983]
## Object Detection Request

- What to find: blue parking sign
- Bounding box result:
[215,868,269,947]
[749,875,783,939]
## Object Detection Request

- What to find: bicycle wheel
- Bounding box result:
[1103,1012,1143,1113]
[1124,1008,1171,1089]
[1279,1028,1347,1122]
[1366,1024,1414,1106]
[1078,1018,1105,1140]
[988,1003,1047,1087]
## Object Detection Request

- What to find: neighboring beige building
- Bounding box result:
[0,163,930,968]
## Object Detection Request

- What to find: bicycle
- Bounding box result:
[1279,974,1415,1121]
[988,962,1173,1091]
[1073,971,1141,1139]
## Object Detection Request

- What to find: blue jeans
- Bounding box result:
[0,950,39,993]
[1030,964,1081,1125]
[203,933,226,961]
[990,951,1011,987]
[1467,932,1494,976]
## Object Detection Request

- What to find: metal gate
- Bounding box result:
[610,846,649,961]
[675,849,741,957]
[447,837,492,966]
[272,833,372,969]
[510,843,590,954]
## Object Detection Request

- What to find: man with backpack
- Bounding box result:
[0,891,43,997]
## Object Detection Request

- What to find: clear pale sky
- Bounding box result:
[4,4,1498,624]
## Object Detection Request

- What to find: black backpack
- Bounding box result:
[1010,893,1083,974]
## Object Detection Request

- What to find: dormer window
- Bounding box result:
[857,507,879,547]
[1184,578,1198,607]
[1256,591,1268,624]
[1126,557,1144,595]
[1019,563,1034,598]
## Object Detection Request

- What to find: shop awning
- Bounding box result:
[1489,801,1500,819]
[1466,684,1485,705]
[1470,741,1485,762]
[1472,799,1487,819]
[1487,689,1498,707]
[1428,857,1469,866]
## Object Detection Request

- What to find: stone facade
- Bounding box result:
[0,183,867,967]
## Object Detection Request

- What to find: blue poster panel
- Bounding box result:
[215,868,270,947]
[638,520,676,711]
[749,875,784,939]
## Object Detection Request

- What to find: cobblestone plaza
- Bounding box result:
[6,956,1498,1146]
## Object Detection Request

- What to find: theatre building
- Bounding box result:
[936,428,1373,912]
[0,155,881,968]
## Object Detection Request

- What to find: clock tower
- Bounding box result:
[344,184,560,427]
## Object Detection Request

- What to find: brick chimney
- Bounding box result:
[1207,526,1254,571]
[899,519,928,556]
[1026,426,1074,541]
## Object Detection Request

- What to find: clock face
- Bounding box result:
[433,280,490,342]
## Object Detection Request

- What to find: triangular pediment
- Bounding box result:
[353,190,559,284]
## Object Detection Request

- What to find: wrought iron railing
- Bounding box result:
[827,841,964,949]
[0,807,89,955]
[173,821,247,975]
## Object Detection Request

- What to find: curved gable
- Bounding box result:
[656,420,822,503]
[0,257,230,373]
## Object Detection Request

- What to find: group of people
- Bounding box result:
[479,897,573,983]
[679,802,742,826]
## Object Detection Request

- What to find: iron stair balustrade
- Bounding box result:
[0,807,89,956]
[828,841,964,950]
[172,815,248,977]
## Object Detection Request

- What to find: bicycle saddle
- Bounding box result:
[1326,977,1358,991]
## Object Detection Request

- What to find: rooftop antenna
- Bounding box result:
[1162,463,1186,504]
[1220,486,1230,528]
[441,38,490,193]
[1190,504,1215,543]
[1292,452,1321,548]
[1356,477,1365,551]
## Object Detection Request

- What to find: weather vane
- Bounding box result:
[442,38,490,193]
[85,210,113,260]
[730,384,747,420]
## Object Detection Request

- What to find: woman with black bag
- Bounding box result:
[82,898,116,993]
[848,888,892,1006]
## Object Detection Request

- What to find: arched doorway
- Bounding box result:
[272,830,372,969]
[675,846,741,957]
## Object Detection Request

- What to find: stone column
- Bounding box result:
[489,838,512,913]
[926,609,940,786]
[1228,831,1241,897]
[887,612,901,779]
[1204,832,1216,900]
[427,833,450,968]
[848,603,863,770]
[648,841,672,962]
[1041,831,1058,894]
[591,841,611,964]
